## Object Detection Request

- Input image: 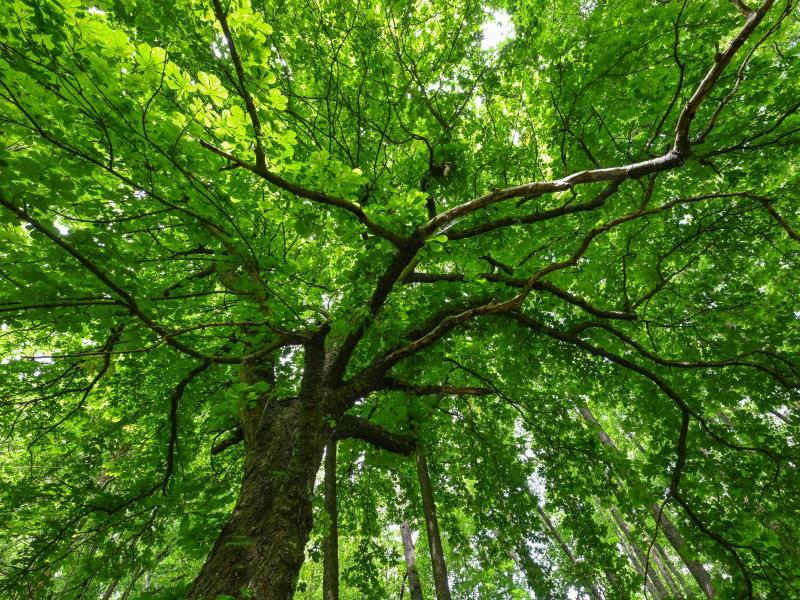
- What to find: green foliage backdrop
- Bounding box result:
[0,0,798,598]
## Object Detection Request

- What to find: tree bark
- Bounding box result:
[616,529,663,600]
[611,507,667,599]
[400,521,424,600]
[655,541,694,599]
[511,544,553,599]
[100,580,118,600]
[415,445,451,600]
[189,392,331,599]
[536,505,604,600]
[647,504,714,599]
[579,405,715,598]
[650,543,685,599]
[323,439,339,600]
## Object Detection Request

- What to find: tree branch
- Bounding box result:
[198,140,403,246]
[757,196,800,242]
[417,0,775,236]
[332,414,416,455]
[211,0,266,170]
[380,377,492,396]
[729,0,755,17]
[163,361,213,494]
[211,427,244,455]
[445,181,621,241]
[406,272,636,321]
[510,312,786,461]
[571,321,798,389]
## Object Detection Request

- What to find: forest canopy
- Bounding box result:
[1,0,799,598]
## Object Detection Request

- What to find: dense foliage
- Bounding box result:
[1,0,799,598]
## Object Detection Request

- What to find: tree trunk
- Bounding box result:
[400,521,424,600]
[611,507,667,599]
[654,541,694,599]
[415,445,451,600]
[189,393,331,599]
[616,530,663,600]
[511,543,553,599]
[650,544,685,599]
[536,505,604,600]
[579,405,715,598]
[120,569,144,600]
[100,580,119,600]
[647,504,714,599]
[323,439,339,600]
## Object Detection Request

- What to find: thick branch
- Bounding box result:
[446,181,621,240]
[211,427,244,455]
[332,414,416,455]
[757,197,800,241]
[163,361,213,494]
[418,0,775,235]
[321,4,775,385]
[0,299,122,313]
[380,377,492,396]
[406,272,636,321]
[355,190,726,393]
[673,0,775,153]
[423,153,681,236]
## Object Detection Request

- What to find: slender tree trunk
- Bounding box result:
[651,544,685,599]
[655,541,693,598]
[616,530,663,600]
[611,508,667,599]
[323,439,339,600]
[100,580,118,600]
[641,456,713,598]
[579,406,715,598]
[189,390,332,599]
[76,544,100,599]
[415,445,451,600]
[537,505,578,565]
[120,569,144,600]
[400,521,424,600]
[536,505,604,600]
[647,498,714,598]
[511,544,552,599]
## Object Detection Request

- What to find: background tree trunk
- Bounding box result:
[511,544,553,599]
[415,445,451,600]
[536,505,604,600]
[648,504,714,599]
[100,580,118,600]
[579,405,714,598]
[651,543,685,599]
[400,521,424,600]
[655,541,694,598]
[612,507,667,599]
[323,439,339,600]
[617,532,664,600]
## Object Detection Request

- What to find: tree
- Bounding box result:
[0,0,798,598]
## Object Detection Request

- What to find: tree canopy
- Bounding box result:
[1,0,799,598]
